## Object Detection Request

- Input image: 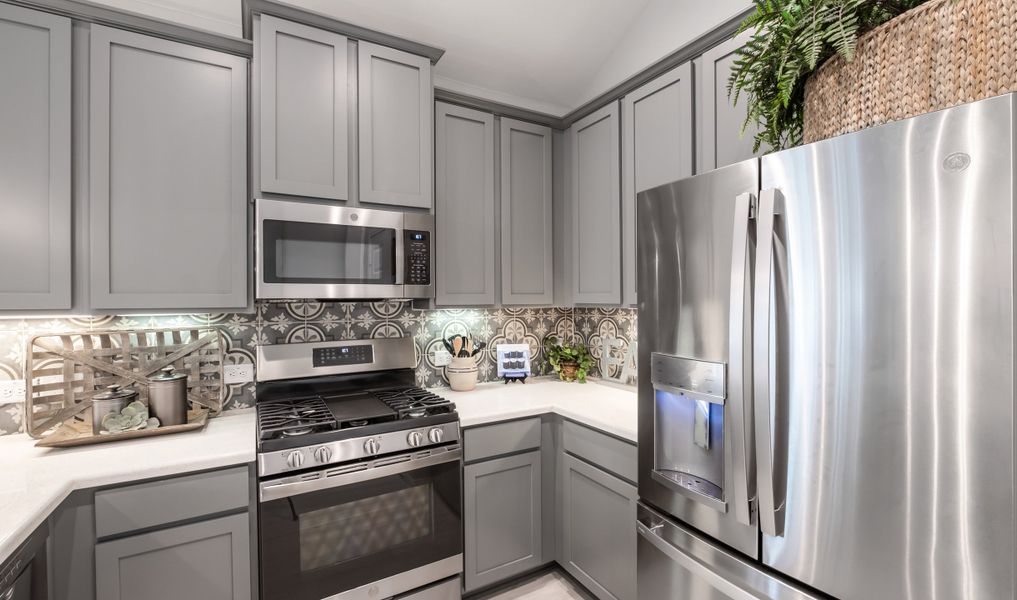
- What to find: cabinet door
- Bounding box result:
[695,30,765,173]
[358,41,432,209]
[434,102,495,305]
[464,451,542,591]
[0,5,71,310]
[95,513,251,600]
[259,15,348,200]
[570,102,621,304]
[501,118,553,306]
[620,63,693,306]
[561,454,638,600]
[89,26,248,309]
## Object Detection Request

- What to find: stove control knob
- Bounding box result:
[407,431,424,447]
[364,438,380,455]
[428,428,444,444]
[314,446,333,464]
[285,450,305,469]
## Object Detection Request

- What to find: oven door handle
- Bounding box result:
[259,448,462,502]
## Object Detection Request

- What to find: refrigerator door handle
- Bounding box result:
[727,192,757,528]
[637,520,768,600]
[752,188,787,538]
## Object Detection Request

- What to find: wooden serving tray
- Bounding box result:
[34,408,209,448]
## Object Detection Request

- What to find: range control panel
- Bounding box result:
[405,230,431,285]
[313,344,374,367]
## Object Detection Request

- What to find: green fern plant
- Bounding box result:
[728,0,929,152]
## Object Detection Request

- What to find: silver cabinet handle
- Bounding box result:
[727,192,756,528]
[752,188,786,538]
[637,521,767,600]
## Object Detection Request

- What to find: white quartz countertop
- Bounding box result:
[0,410,255,563]
[432,378,638,442]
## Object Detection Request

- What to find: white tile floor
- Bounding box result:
[473,570,593,600]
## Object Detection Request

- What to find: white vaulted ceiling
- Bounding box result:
[94,0,752,117]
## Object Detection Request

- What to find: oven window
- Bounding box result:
[259,457,461,600]
[263,219,396,284]
[298,484,431,570]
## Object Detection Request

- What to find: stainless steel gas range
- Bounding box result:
[255,337,462,600]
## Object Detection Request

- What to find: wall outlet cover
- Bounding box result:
[223,364,255,385]
[433,349,452,367]
[0,379,26,404]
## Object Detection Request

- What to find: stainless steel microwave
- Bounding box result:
[256,198,433,300]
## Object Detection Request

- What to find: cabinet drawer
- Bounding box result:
[563,421,637,483]
[95,466,249,538]
[464,418,541,462]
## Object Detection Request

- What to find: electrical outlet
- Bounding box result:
[433,349,452,367]
[0,379,26,403]
[223,364,255,385]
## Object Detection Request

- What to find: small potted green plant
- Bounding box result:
[543,336,594,383]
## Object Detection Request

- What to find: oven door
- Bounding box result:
[257,198,407,299]
[259,449,463,600]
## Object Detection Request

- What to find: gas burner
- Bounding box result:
[375,387,455,419]
[258,396,338,440]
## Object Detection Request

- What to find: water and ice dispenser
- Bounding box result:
[650,353,728,512]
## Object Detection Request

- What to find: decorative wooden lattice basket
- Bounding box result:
[25,327,226,442]
[804,0,1017,143]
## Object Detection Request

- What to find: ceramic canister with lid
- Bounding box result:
[148,366,189,426]
[92,384,138,434]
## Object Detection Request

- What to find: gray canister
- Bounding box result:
[148,366,189,426]
[92,385,138,434]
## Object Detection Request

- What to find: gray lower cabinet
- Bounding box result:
[560,453,637,600]
[500,118,554,306]
[358,41,433,209]
[95,512,251,600]
[434,102,496,305]
[569,102,621,305]
[258,15,349,200]
[694,30,766,173]
[620,63,693,306]
[464,451,543,592]
[0,4,71,310]
[88,26,248,310]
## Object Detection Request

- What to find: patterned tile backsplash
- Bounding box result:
[0,302,637,436]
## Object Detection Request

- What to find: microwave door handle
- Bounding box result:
[752,188,787,538]
[727,192,756,528]
[394,228,405,285]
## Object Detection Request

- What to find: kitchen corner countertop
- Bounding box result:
[432,378,638,442]
[0,409,255,563]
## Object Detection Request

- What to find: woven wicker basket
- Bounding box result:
[803,0,1017,143]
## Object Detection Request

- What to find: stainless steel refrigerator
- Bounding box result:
[636,93,1015,599]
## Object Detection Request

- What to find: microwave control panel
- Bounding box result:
[405,230,431,285]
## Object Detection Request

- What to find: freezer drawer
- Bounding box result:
[636,503,815,600]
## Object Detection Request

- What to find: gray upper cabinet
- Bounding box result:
[570,102,622,305]
[695,30,765,173]
[560,454,638,600]
[358,41,433,209]
[95,512,252,600]
[464,451,543,592]
[501,118,553,306]
[0,5,71,310]
[89,26,248,310]
[258,15,348,200]
[620,63,693,306]
[434,102,495,305]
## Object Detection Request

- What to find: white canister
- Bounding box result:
[445,357,479,392]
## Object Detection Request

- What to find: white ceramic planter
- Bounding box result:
[446,357,479,391]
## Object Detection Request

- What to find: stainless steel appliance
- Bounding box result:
[637,94,1015,599]
[0,523,47,600]
[255,337,462,600]
[256,198,434,300]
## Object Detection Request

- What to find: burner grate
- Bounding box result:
[375,387,454,419]
[258,396,338,440]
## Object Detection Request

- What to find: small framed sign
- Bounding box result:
[496,343,531,383]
